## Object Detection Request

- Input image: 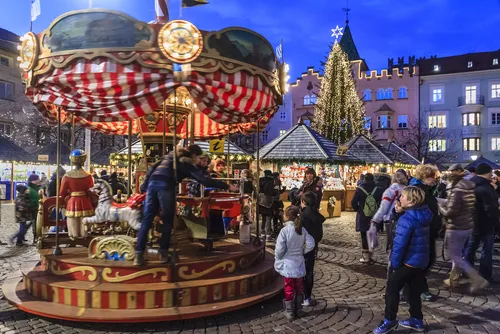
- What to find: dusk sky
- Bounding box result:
[1,0,499,81]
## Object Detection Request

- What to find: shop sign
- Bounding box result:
[38,155,49,162]
[209,139,225,153]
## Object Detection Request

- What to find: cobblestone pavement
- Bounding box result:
[1,202,500,333]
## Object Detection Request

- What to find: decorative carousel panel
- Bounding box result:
[40,10,154,55]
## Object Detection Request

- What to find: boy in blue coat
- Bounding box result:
[374,186,431,334]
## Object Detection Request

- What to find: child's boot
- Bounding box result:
[294,294,306,317]
[283,299,295,320]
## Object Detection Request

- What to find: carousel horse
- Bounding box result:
[82,179,143,232]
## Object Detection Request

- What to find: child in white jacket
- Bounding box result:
[274,205,315,320]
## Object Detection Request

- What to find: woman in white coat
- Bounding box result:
[274,205,315,320]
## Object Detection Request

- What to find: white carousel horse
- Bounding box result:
[82,179,142,231]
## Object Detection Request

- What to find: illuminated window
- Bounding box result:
[429,140,446,152]
[398,115,408,128]
[432,88,443,103]
[385,88,393,100]
[428,115,446,128]
[468,61,473,68]
[465,85,477,104]
[463,138,480,151]
[363,117,372,130]
[310,94,317,104]
[363,89,371,101]
[494,58,499,65]
[279,130,286,136]
[303,95,311,105]
[398,87,408,99]
[433,65,440,72]
[376,89,385,100]
[491,84,500,99]
[462,113,480,126]
[377,115,391,129]
[491,137,500,151]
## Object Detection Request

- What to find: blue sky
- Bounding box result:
[1,0,499,81]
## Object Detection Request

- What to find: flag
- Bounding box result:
[275,43,283,61]
[182,0,208,8]
[31,0,41,22]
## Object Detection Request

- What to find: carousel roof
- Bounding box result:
[35,142,72,165]
[0,137,34,162]
[464,156,500,170]
[346,135,419,165]
[258,123,360,162]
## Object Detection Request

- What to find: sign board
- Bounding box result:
[209,139,225,153]
[38,155,49,162]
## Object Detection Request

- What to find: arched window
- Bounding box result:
[363,89,371,101]
[376,89,385,100]
[310,94,317,104]
[398,87,408,99]
[385,88,393,100]
[303,95,310,105]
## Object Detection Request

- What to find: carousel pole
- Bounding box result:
[226,133,230,177]
[70,114,75,152]
[189,105,195,145]
[53,107,63,256]
[171,88,178,282]
[127,120,132,198]
[162,101,167,156]
[254,119,261,246]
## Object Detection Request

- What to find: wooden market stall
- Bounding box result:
[257,122,361,216]
[345,134,420,210]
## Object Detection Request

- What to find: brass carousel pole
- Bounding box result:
[162,101,167,156]
[254,119,261,246]
[189,103,195,145]
[171,88,178,282]
[53,107,63,256]
[226,132,230,177]
[127,120,132,198]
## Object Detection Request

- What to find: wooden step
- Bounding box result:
[22,255,278,309]
[4,272,283,323]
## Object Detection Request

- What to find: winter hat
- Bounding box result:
[448,163,464,172]
[476,163,492,176]
[16,184,28,194]
[396,169,408,178]
[28,174,41,185]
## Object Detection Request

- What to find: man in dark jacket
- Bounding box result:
[374,167,392,232]
[464,163,499,282]
[258,170,276,239]
[351,173,384,264]
[300,191,326,306]
[135,145,239,266]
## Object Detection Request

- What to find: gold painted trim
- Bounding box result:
[101,267,169,283]
[178,260,236,280]
[49,261,98,281]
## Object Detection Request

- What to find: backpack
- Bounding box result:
[359,186,379,217]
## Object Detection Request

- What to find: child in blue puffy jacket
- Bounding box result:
[374,186,431,334]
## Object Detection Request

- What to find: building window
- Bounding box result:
[0,122,12,137]
[429,140,446,152]
[467,61,473,68]
[0,81,14,100]
[432,88,443,103]
[363,117,372,130]
[491,84,500,99]
[494,58,499,66]
[310,94,317,104]
[279,111,286,122]
[303,95,310,105]
[385,88,393,100]
[433,65,440,72]
[462,113,480,126]
[465,85,477,104]
[492,112,500,125]
[463,138,480,151]
[491,137,500,151]
[398,115,408,128]
[376,89,385,100]
[261,131,268,142]
[398,87,407,99]
[363,89,371,101]
[377,115,391,129]
[428,115,446,128]
[279,129,286,136]
[35,127,46,145]
[0,56,9,67]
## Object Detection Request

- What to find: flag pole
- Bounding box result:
[29,0,33,32]
[179,0,183,18]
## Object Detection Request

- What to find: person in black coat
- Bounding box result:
[465,163,500,282]
[300,191,325,306]
[109,172,128,196]
[48,167,66,197]
[258,170,276,239]
[351,173,384,264]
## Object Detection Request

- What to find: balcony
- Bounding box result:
[461,126,482,137]
[458,95,485,112]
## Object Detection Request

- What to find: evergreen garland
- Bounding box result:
[313,42,365,145]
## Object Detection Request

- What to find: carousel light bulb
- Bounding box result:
[17,56,22,61]
[185,53,192,58]
[193,33,199,38]
[193,45,199,50]
[17,45,22,51]
[285,84,290,92]
[20,36,25,41]
[186,98,192,105]
[284,63,290,73]
[286,75,290,81]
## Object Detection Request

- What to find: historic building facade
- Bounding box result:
[419,51,500,164]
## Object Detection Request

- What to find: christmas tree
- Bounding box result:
[313,42,365,145]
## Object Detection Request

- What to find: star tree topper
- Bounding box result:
[331,25,344,43]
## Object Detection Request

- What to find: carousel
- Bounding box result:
[3,1,288,323]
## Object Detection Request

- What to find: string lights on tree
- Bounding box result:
[313,39,365,145]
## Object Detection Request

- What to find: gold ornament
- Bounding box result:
[178,260,236,280]
[18,32,38,72]
[89,235,136,261]
[158,20,203,64]
[49,261,98,281]
[101,267,170,283]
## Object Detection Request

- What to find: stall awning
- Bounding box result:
[257,123,360,163]
[0,137,34,162]
[465,156,500,170]
[346,135,419,166]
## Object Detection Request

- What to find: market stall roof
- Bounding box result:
[35,142,72,165]
[117,140,249,156]
[464,156,500,170]
[346,135,419,165]
[0,137,34,162]
[257,123,360,162]
[92,146,120,166]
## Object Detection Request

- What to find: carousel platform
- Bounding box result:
[3,236,282,323]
